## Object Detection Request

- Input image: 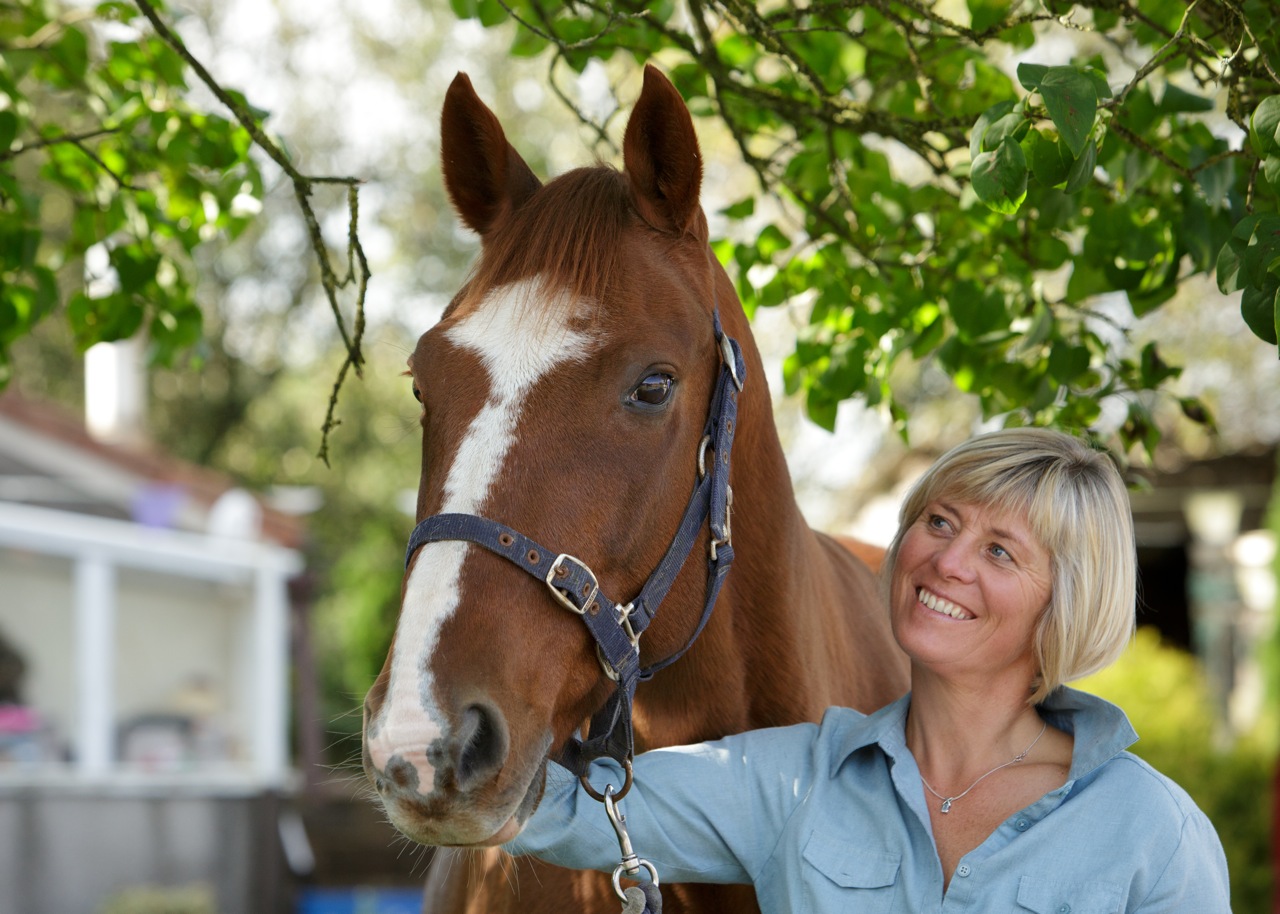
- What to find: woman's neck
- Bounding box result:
[905,668,1045,782]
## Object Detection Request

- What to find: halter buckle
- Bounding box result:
[710,485,733,562]
[719,333,743,391]
[597,602,643,681]
[546,553,599,616]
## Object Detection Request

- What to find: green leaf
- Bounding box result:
[948,281,1006,340]
[719,197,755,219]
[970,100,1016,161]
[756,224,791,258]
[1240,283,1279,345]
[0,111,17,152]
[1249,96,1280,157]
[1063,140,1097,194]
[1138,342,1179,387]
[1264,155,1280,189]
[110,247,160,293]
[969,0,1012,32]
[1216,227,1249,295]
[49,26,90,84]
[1016,63,1048,91]
[1240,215,1280,287]
[971,136,1028,214]
[1039,66,1097,157]
[1157,84,1213,114]
[805,390,838,432]
[1024,129,1071,187]
[67,292,145,348]
[150,302,204,360]
[1083,68,1113,100]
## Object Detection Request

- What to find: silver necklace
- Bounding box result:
[918,720,1048,814]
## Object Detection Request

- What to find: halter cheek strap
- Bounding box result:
[402,308,745,782]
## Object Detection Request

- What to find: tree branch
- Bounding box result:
[130,0,370,466]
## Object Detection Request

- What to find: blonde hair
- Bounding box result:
[884,428,1136,704]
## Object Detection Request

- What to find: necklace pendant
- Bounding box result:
[940,798,953,814]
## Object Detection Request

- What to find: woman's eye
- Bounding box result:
[629,373,675,407]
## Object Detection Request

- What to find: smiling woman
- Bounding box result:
[505,427,1232,914]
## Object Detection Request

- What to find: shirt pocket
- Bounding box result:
[1015,875,1124,914]
[800,829,900,914]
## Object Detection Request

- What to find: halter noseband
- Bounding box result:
[403,306,745,791]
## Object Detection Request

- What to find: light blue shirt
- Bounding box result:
[506,687,1231,912]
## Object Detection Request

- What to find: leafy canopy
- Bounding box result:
[2,0,1279,458]
[449,0,1280,455]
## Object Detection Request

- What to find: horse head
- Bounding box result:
[362,66,752,847]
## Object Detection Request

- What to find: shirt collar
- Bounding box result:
[828,686,1137,780]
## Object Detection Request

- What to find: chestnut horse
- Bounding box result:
[362,66,909,914]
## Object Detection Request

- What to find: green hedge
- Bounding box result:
[1077,627,1274,911]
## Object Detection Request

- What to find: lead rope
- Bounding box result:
[605,785,661,914]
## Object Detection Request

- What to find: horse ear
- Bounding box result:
[440,72,542,236]
[623,65,705,237]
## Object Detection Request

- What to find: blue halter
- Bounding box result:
[403,306,745,789]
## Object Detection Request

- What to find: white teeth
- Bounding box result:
[918,588,971,620]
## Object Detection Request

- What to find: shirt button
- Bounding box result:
[956,864,971,878]
[1057,906,1071,914]
[1016,818,1030,831]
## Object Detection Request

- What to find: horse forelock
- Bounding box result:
[466,165,632,323]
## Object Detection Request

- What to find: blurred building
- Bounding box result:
[0,380,305,914]
[1128,450,1278,740]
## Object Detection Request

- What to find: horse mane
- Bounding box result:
[466,165,632,323]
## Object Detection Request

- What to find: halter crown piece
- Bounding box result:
[403,304,746,792]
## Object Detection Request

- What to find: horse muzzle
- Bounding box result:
[363,698,552,846]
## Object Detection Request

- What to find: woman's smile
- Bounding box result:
[917,586,974,621]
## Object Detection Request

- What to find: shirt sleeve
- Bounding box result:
[1133,805,1232,913]
[503,722,820,885]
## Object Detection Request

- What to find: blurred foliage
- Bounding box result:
[98,884,217,914]
[0,0,263,380]
[451,0,1280,458]
[1078,627,1274,911]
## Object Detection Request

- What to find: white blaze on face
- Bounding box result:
[366,279,597,792]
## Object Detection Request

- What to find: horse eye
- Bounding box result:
[630,373,675,407]
[411,384,422,403]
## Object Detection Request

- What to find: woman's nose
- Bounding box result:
[934,538,977,582]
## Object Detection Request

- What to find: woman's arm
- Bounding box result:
[505,723,820,885]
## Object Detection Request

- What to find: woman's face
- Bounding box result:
[890,498,1053,687]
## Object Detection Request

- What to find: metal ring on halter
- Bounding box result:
[612,859,659,902]
[697,435,712,479]
[579,757,633,802]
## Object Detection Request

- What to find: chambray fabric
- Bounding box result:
[505,687,1231,913]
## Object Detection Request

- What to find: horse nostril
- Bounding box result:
[455,703,509,790]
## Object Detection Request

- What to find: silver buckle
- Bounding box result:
[719,334,742,391]
[546,553,599,616]
[710,485,733,562]
[598,603,641,682]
